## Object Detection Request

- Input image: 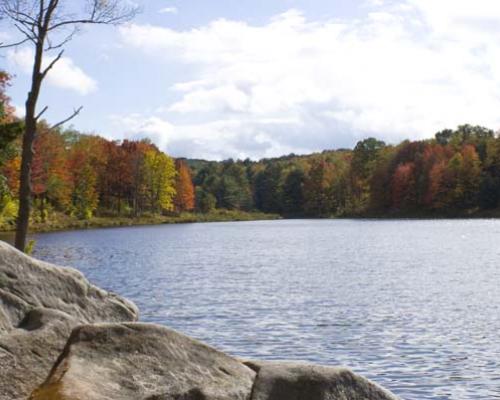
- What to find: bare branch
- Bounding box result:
[35,105,48,120]
[45,27,78,51]
[1,0,140,49]
[50,106,83,130]
[0,36,31,49]
[13,22,37,43]
[40,49,63,79]
[49,1,140,31]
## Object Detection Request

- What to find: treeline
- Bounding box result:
[3,70,500,223]
[190,125,500,217]
[1,128,196,223]
[0,73,196,225]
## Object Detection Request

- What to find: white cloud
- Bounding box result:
[12,104,25,119]
[110,113,309,160]
[7,48,97,95]
[118,4,500,159]
[159,7,178,14]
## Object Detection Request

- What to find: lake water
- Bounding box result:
[20,219,500,399]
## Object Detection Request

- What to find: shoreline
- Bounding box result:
[0,210,281,235]
[2,208,500,236]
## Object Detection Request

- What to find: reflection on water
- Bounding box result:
[20,219,500,399]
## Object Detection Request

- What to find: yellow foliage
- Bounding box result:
[143,150,177,212]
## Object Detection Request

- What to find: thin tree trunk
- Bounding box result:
[14,41,45,251]
[14,97,38,250]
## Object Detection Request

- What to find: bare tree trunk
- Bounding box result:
[14,96,38,250]
[14,42,44,251]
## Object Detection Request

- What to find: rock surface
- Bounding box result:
[30,323,256,400]
[0,241,400,400]
[245,360,399,400]
[0,241,138,400]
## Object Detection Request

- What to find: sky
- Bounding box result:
[2,0,500,160]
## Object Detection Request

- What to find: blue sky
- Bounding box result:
[2,0,500,159]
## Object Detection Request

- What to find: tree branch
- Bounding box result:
[45,27,78,51]
[0,37,32,48]
[41,49,63,79]
[35,105,48,120]
[50,106,83,130]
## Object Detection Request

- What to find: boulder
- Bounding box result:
[244,360,399,400]
[30,323,256,400]
[0,241,138,399]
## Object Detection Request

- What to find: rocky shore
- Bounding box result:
[0,241,399,400]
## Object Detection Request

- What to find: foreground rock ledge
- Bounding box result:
[0,241,399,400]
[30,323,256,400]
[0,241,138,400]
[245,360,399,400]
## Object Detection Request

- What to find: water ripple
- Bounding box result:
[31,219,500,399]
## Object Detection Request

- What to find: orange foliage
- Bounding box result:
[174,159,195,212]
[2,156,21,196]
[31,126,71,207]
[391,162,416,209]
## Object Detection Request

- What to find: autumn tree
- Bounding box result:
[112,139,159,216]
[143,150,176,213]
[0,71,22,151]
[455,145,482,208]
[67,137,101,219]
[0,71,22,224]
[100,140,143,215]
[31,123,71,220]
[350,138,386,210]
[391,162,416,211]
[173,160,195,212]
[0,0,138,251]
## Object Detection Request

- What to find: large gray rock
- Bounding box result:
[0,241,138,400]
[30,323,256,400]
[244,361,399,400]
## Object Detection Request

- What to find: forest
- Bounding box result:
[2,70,500,228]
[189,125,500,218]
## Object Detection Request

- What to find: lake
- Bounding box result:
[19,219,500,399]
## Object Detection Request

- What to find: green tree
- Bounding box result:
[218,163,253,210]
[254,164,283,213]
[195,187,216,213]
[350,138,386,211]
[303,160,335,217]
[282,169,305,216]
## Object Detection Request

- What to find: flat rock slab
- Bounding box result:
[245,360,399,400]
[30,323,256,400]
[0,242,138,400]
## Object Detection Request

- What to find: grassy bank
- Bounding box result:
[0,210,281,234]
[3,207,499,235]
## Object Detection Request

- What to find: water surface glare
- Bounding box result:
[30,219,500,399]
